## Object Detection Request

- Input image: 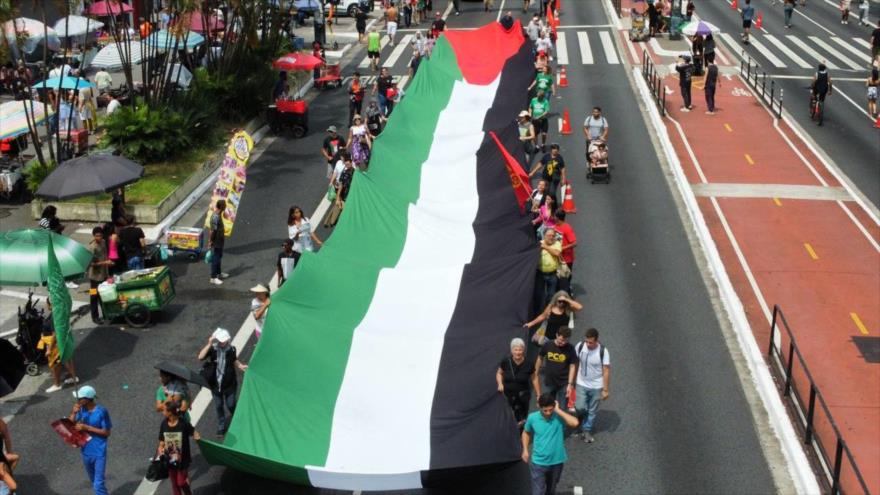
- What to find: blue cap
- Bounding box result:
[73,385,97,400]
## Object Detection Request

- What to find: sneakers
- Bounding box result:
[46,384,63,393]
[680,107,691,112]
[219,273,231,279]
[210,278,223,285]
[63,377,80,385]
[65,281,79,289]
[580,432,595,443]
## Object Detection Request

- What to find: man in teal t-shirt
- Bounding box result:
[529,90,551,152]
[522,392,579,495]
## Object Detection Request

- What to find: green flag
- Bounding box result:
[46,235,74,363]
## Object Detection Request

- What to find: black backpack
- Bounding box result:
[574,341,606,376]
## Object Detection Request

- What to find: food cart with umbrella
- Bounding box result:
[1,100,51,198]
[3,17,61,61]
[267,53,325,138]
[90,41,147,70]
[33,154,175,327]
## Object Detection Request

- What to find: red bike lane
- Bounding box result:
[662,68,880,492]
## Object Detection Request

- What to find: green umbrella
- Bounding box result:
[0,229,92,286]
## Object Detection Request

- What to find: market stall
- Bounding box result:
[98,265,175,327]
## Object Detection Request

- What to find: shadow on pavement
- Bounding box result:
[75,325,139,380]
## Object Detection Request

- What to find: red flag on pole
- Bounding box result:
[489,131,533,213]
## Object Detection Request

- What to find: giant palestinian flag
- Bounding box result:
[199,21,538,489]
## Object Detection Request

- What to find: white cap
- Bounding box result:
[212,327,231,343]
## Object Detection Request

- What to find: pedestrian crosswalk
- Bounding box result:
[354,29,624,71]
[719,32,873,72]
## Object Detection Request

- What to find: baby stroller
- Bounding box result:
[630,12,650,42]
[16,292,46,376]
[267,99,310,138]
[587,139,610,184]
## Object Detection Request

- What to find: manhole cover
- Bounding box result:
[852,336,880,364]
[0,208,11,219]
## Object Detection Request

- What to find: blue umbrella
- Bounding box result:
[32,76,95,90]
[145,29,204,50]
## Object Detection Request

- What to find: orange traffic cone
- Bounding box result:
[755,12,763,29]
[562,181,577,213]
[561,108,572,135]
[557,0,562,14]
[875,115,880,128]
[558,67,569,88]
[731,0,738,9]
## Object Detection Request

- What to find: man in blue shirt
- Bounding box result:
[69,385,112,495]
[522,392,579,495]
[741,0,755,45]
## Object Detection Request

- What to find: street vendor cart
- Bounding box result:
[98,266,175,327]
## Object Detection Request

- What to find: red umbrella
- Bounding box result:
[86,0,133,15]
[273,53,324,71]
[173,13,225,33]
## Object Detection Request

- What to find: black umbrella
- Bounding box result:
[155,361,209,388]
[35,154,144,201]
[0,339,26,398]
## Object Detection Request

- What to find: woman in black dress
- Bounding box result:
[523,290,583,346]
[496,338,538,426]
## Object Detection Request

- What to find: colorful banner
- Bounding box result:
[205,131,254,237]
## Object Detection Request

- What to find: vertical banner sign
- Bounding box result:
[205,131,254,237]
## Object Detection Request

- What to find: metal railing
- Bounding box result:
[768,305,872,495]
[741,52,784,118]
[641,50,666,117]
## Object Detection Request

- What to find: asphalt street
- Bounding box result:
[696,0,880,207]
[3,2,789,494]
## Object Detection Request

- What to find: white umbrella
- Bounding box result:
[3,17,61,55]
[91,41,146,70]
[52,15,104,37]
[680,20,721,37]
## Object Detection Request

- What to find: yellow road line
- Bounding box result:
[773,197,783,207]
[745,153,755,165]
[850,312,870,335]
[724,123,733,132]
[804,243,819,260]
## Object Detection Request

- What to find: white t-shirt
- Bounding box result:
[288,218,314,253]
[106,99,121,115]
[575,343,610,389]
[331,159,346,185]
[251,298,266,331]
[535,37,553,54]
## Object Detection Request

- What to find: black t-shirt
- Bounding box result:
[499,355,535,394]
[676,63,693,85]
[111,192,125,223]
[544,311,569,342]
[872,28,880,48]
[431,19,446,34]
[118,226,145,258]
[339,167,355,201]
[377,74,394,94]
[410,56,421,75]
[158,418,194,468]
[706,64,718,87]
[355,10,368,29]
[539,341,577,388]
[540,153,565,181]
[323,135,346,163]
[207,346,238,392]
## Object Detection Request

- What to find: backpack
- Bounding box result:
[575,341,606,377]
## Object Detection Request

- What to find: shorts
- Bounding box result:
[368,50,380,59]
[533,117,548,134]
[867,86,878,102]
[742,19,752,29]
[387,21,398,37]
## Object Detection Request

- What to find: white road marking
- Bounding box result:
[786,35,839,69]
[555,31,569,65]
[495,0,506,22]
[598,31,619,64]
[718,32,744,59]
[852,38,871,50]
[396,74,410,89]
[749,37,786,68]
[808,35,863,70]
[577,31,594,65]
[573,487,583,495]
[764,34,811,69]
[830,36,871,64]
[383,34,413,68]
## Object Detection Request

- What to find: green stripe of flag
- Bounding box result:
[46,235,74,363]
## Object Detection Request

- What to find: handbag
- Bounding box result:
[556,259,571,278]
[146,456,169,481]
[204,249,213,264]
[530,324,547,345]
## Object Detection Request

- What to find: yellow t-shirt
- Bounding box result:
[539,241,562,273]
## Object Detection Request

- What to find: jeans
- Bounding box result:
[212,388,237,433]
[529,462,563,495]
[681,84,692,108]
[210,246,223,279]
[349,100,363,125]
[705,84,716,112]
[575,384,602,433]
[540,271,557,306]
[168,466,191,495]
[783,5,793,25]
[378,93,389,116]
[453,0,460,12]
[543,379,568,409]
[127,256,144,270]
[82,454,108,495]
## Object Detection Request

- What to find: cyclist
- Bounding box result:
[811,63,832,104]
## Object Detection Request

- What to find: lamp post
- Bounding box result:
[669,0,684,40]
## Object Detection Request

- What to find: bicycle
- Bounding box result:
[809,91,824,126]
